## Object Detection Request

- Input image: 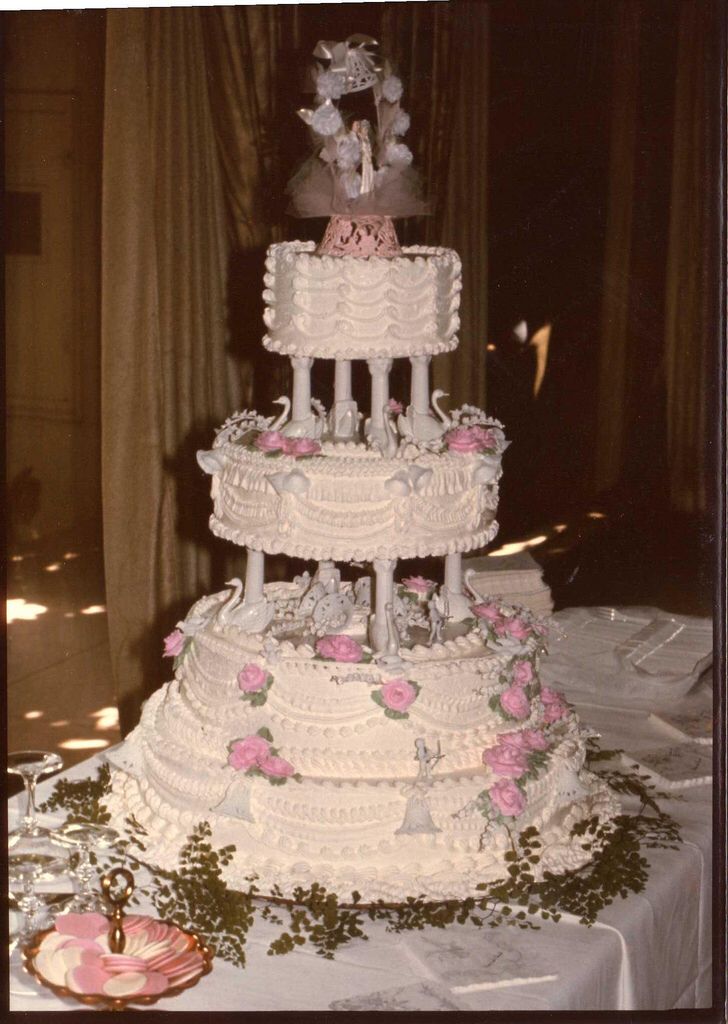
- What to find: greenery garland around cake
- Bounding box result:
[38,745,681,970]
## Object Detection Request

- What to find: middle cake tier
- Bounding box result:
[202,440,502,562]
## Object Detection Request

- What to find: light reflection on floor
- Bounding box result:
[7,526,120,772]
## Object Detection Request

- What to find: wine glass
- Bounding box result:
[7,750,64,845]
[8,834,69,998]
[53,822,120,913]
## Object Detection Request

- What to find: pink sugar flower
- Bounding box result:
[315,634,363,663]
[380,678,417,713]
[237,663,269,693]
[401,575,436,596]
[254,429,286,453]
[471,602,504,623]
[258,755,296,778]
[163,630,185,658]
[520,728,550,751]
[489,778,527,818]
[540,685,570,723]
[483,742,529,778]
[500,684,531,720]
[511,659,534,686]
[228,734,271,770]
[387,398,404,415]
[504,617,533,641]
[444,425,486,454]
[282,436,321,458]
[469,425,498,450]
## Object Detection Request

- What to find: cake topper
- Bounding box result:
[287,34,428,234]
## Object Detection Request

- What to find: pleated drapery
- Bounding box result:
[593,1,715,512]
[101,10,242,734]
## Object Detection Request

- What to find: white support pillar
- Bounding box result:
[410,355,432,415]
[243,549,265,605]
[370,557,396,652]
[329,359,359,440]
[283,356,322,438]
[334,360,352,403]
[366,358,392,446]
[291,356,313,421]
[442,550,472,622]
[316,559,340,591]
[444,552,462,595]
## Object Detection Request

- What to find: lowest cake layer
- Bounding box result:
[106,588,620,903]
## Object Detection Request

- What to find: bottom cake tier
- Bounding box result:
[105,585,620,903]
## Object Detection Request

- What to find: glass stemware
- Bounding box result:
[8,834,69,998]
[7,750,64,845]
[53,822,120,914]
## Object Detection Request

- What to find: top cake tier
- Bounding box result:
[262,242,461,361]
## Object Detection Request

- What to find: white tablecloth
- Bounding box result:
[8,607,714,1012]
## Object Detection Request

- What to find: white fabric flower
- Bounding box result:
[383,141,413,167]
[381,76,403,103]
[391,110,410,136]
[316,70,346,101]
[336,132,361,170]
[311,101,343,137]
[341,170,362,199]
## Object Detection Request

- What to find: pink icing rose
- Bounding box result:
[254,430,286,453]
[489,778,527,818]
[444,425,486,454]
[237,663,269,693]
[387,398,404,414]
[401,575,436,595]
[504,617,533,640]
[499,729,550,752]
[511,659,534,686]
[520,728,550,751]
[470,425,498,450]
[163,630,185,658]
[258,755,295,778]
[315,634,363,663]
[281,437,321,458]
[540,686,570,723]
[482,742,529,778]
[228,734,271,770]
[380,678,417,713]
[500,684,531,720]
[471,602,503,623]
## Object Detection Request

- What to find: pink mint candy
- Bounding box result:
[139,971,171,996]
[55,913,109,941]
[102,971,151,998]
[66,963,114,995]
[101,953,150,974]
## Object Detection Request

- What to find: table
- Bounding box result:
[8,606,715,1012]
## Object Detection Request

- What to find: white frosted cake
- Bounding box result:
[107,35,618,904]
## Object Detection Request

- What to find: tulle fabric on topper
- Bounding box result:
[287,34,429,221]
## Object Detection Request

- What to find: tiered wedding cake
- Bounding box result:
[107,36,618,903]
